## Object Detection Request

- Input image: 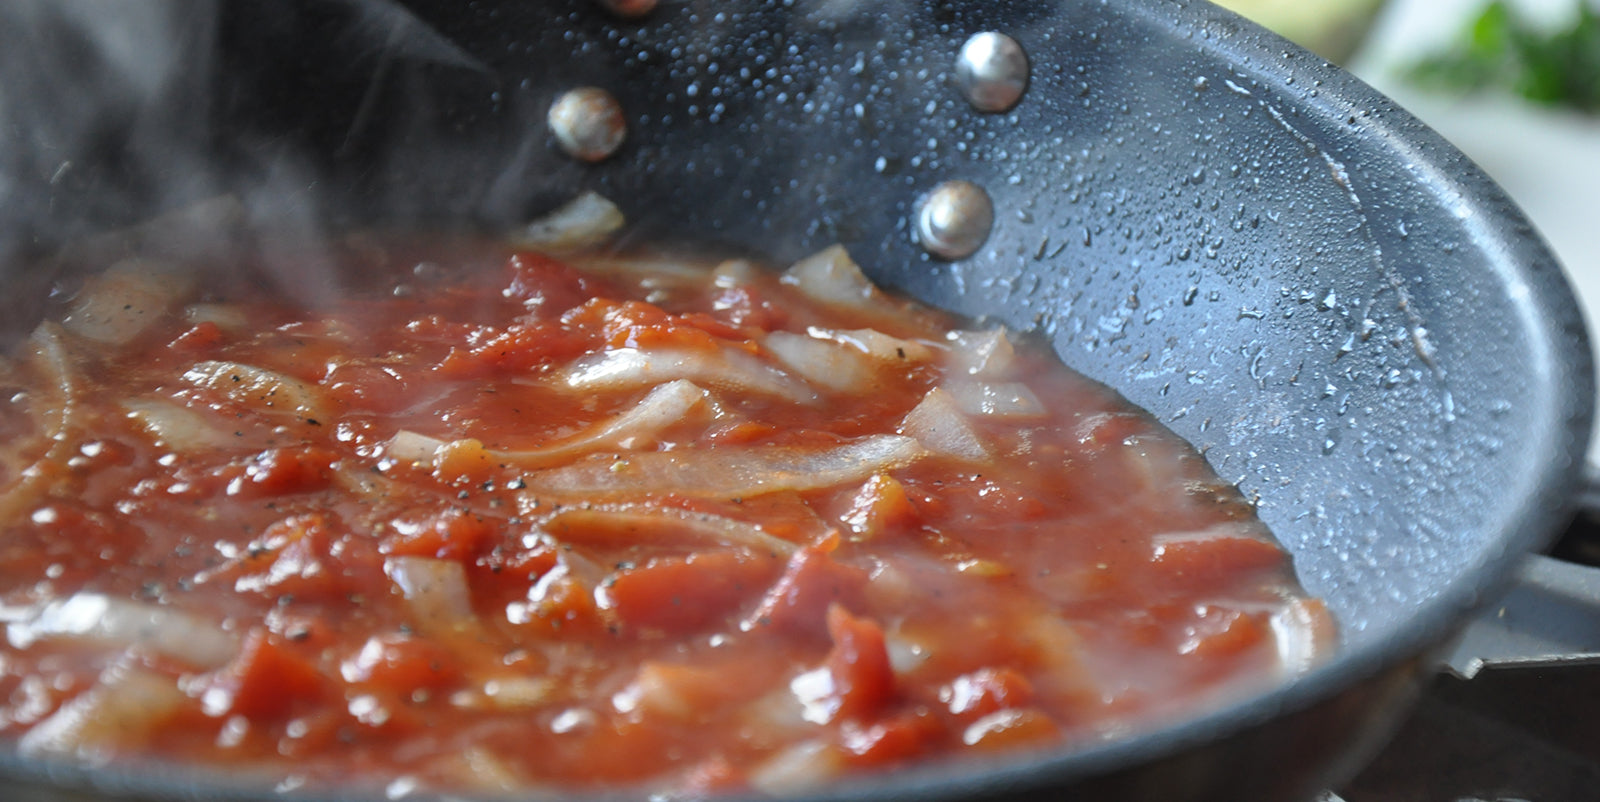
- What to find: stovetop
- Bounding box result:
[1332,517,1600,802]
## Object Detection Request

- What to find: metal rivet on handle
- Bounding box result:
[954,32,1029,113]
[548,88,627,163]
[916,180,994,260]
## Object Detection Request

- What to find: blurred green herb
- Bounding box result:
[1406,1,1600,112]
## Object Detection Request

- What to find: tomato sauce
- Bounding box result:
[0,236,1334,796]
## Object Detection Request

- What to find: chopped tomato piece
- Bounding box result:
[339,634,463,693]
[604,550,782,633]
[200,628,327,720]
[1150,533,1290,594]
[227,446,337,498]
[593,299,722,351]
[381,508,500,562]
[435,320,591,377]
[744,547,870,638]
[841,474,921,539]
[837,710,943,766]
[821,604,896,722]
[510,561,606,637]
[1180,606,1271,661]
[169,321,224,352]
[505,252,594,316]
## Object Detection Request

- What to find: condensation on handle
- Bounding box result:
[1442,462,1600,678]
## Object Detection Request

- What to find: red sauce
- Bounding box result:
[0,237,1333,796]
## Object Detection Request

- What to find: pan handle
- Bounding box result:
[1441,462,1600,678]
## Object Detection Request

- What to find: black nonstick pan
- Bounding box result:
[0,0,1591,800]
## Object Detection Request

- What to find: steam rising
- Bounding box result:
[0,0,1016,322]
[0,0,512,331]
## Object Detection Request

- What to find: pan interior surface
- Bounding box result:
[0,0,1590,799]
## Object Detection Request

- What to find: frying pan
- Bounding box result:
[0,0,1591,800]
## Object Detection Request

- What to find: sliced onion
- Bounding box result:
[884,627,931,675]
[780,245,879,309]
[575,253,711,286]
[484,676,559,709]
[900,388,988,461]
[711,258,761,286]
[19,660,189,759]
[184,303,250,331]
[740,686,812,737]
[62,258,195,346]
[385,429,448,467]
[0,324,79,524]
[946,327,1018,378]
[539,505,798,557]
[446,676,561,713]
[1271,596,1338,674]
[519,435,925,500]
[123,398,253,452]
[1151,523,1270,550]
[763,332,871,393]
[810,327,937,363]
[6,592,237,669]
[511,191,624,252]
[943,379,1047,419]
[182,360,329,425]
[426,745,528,792]
[501,379,707,466]
[385,380,709,472]
[385,556,475,636]
[561,347,816,404]
[747,738,845,797]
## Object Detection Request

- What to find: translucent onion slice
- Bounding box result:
[19,660,189,759]
[576,253,711,287]
[385,380,710,471]
[561,347,816,404]
[385,556,475,636]
[763,332,872,393]
[511,191,624,252]
[0,324,79,524]
[811,327,938,363]
[519,435,926,500]
[748,739,845,797]
[182,360,329,425]
[123,398,255,452]
[780,245,880,309]
[900,388,988,461]
[5,592,237,669]
[944,379,1047,419]
[61,258,195,346]
[500,379,708,466]
[946,328,1018,378]
[1272,596,1339,674]
[538,505,799,557]
[385,429,447,467]
[184,302,250,331]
